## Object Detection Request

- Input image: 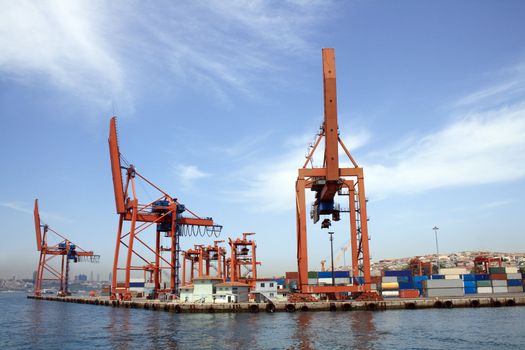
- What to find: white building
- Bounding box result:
[214,282,250,303]
[187,276,223,303]
[254,279,278,302]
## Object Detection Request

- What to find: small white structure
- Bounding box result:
[188,276,223,303]
[179,285,194,302]
[215,282,250,303]
[254,279,278,302]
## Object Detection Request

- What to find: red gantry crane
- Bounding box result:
[295,48,377,298]
[34,199,99,296]
[108,117,222,300]
[229,232,260,288]
[181,240,227,286]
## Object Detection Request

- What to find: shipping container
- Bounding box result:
[440,268,468,275]
[491,280,506,287]
[318,277,333,284]
[307,271,318,278]
[285,272,299,279]
[505,266,518,274]
[430,275,445,279]
[381,282,399,290]
[399,289,419,298]
[307,278,317,285]
[384,270,412,277]
[425,288,464,297]
[463,281,476,288]
[423,279,463,289]
[476,280,492,288]
[318,271,334,278]
[444,274,461,280]
[489,267,506,274]
[490,273,507,280]
[507,286,523,293]
[382,276,397,283]
[507,279,522,287]
[477,286,493,294]
[474,274,489,281]
[464,287,477,294]
[334,277,350,284]
[382,290,399,298]
[398,282,413,290]
[506,273,522,280]
[334,271,350,278]
[462,274,476,281]
[492,286,508,293]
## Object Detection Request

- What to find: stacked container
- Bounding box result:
[423,279,464,297]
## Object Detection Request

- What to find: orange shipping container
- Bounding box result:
[490,274,507,280]
[285,272,299,279]
[399,289,420,298]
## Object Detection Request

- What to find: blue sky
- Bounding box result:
[1,1,525,279]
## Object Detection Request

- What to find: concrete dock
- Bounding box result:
[27,293,525,313]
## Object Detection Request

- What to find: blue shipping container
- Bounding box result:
[431,275,445,279]
[318,271,334,278]
[413,276,429,282]
[353,277,365,285]
[462,274,476,281]
[384,270,412,277]
[507,279,522,287]
[397,276,412,284]
[475,274,490,281]
[464,287,477,294]
[334,271,350,278]
[398,282,413,290]
[463,281,476,288]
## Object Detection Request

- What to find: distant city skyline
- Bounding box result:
[1,1,525,279]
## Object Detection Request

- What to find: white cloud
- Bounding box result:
[0,1,333,107]
[0,201,72,223]
[365,103,525,199]
[174,164,210,188]
[0,1,124,106]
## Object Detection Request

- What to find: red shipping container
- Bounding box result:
[399,289,420,298]
[285,272,299,279]
[490,273,507,280]
[371,276,381,284]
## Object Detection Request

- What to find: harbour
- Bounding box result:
[27,293,525,313]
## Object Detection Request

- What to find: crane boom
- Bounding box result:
[108,117,126,214]
[34,199,42,251]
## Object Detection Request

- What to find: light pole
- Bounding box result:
[329,231,335,286]
[433,226,440,274]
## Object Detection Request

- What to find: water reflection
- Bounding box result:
[349,311,379,350]
[291,312,316,350]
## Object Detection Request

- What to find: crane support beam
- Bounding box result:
[322,48,339,182]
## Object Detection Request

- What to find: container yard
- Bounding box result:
[28,48,525,311]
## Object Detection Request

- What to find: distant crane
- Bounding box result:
[108,117,222,300]
[33,199,99,296]
[229,232,261,288]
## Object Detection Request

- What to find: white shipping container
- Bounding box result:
[508,286,523,293]
[318,278,333,284]
[382,276,398,283]
[477,287,493,294]
[424,279,463,289]
[493,286,508,293]
[440,268,468,275]
[444,274,461,280]
[505,267,519,274]
[506,273,522,280]
[491,280,507,287]
[335,278,350,285]
[308,278,317,285]
[382,290,399,297]
[425,288,464,297]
